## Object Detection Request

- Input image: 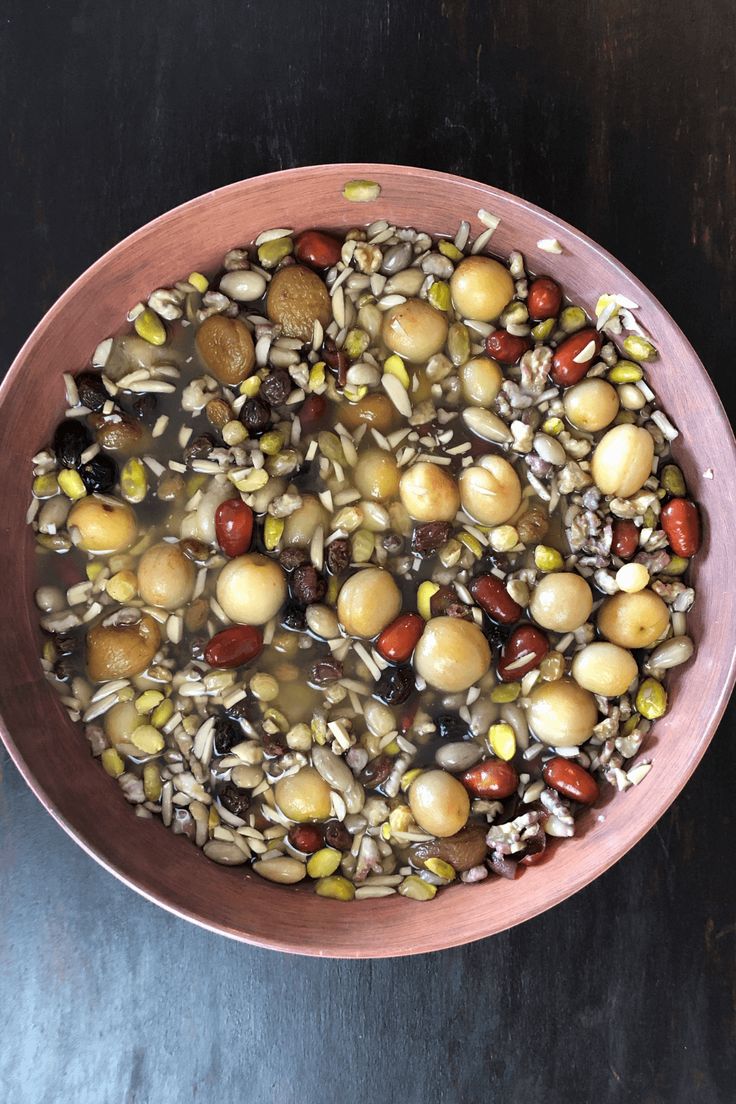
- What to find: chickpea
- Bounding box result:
[68,494,137,555]
[450,256,514,322]
[339,393,397,434]
[409,769,470,837]
[460,356,503,407]
[527,678,598,747]
[591,424,654,497]
[413,617,491,692]
[274,766,332,822]
[399,462,460,522]
[459,455,521,526]
[86,613,161,682]
[216,553,287,625]
[597,589,670,649]
[354,448,400,501]
[337,567,402,638]
[381,299,449,363]
[283,494,329,547]
[137,541,195,610]
[104,700,145,747]
[563,378,620,432]
[571,642,638,697]
[529,572,593,633]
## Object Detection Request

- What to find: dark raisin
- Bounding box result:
[52,632,80,657]
[79,454,117,494]
[324,821,352,850]
[446,602,473,620]
[260,369,292,406]
[412,521,452,556]
[326,538,351,575]
[382,533,404,554]
[213,714,244,756]
[240,397,271,436]
[485,623,509,652]
[189,637,207,661]
[53,656,75,681]
[179,538,211,564]
[278,546,309,572]
[262,732,287,757]
[321,337,348,387]
[359,754,393,789]
[436,714,471,741]
[291,564,326,606]
[310,658,343,686]
[477,551,507,573]
[376,665,414,706]
[218,782,250,819]
[429,584,459,618]
[225,697,259,725]
[298,393,327,430]
[75,372,108,412]
[281,605,307,632]
[184,434,215,466]
[132,393,158,422]
[53,419,90,468]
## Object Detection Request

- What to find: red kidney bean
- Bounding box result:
[527,277,562,320]
[288,823,324,853]
[214,499,253,558]
[376,613,425,664]
[298,393,327,430]
[204,625,263,669]
[661,498,701,557]
[497,624,549,681]
[611,519,639,560]
[294,230,342,270]
[485,329,530,364]
[542,757,599,805]
[469,574,523,624]
[461,759,519,799]
[551,328,602,386]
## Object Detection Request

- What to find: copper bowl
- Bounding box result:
[1,164,734,957]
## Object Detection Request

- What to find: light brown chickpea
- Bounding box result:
[413,617,491,692]
[450,256,514,321]
[274,767,332,822]
[527,678,598,747]
[104,701,145,747]
[409,769,470,837]
[339,393,397,434]
[563,378,620,432]
[381,299,449,362]
[216,554,287,625]
[399,462,460,523]
[597,589,670,649]
[459,455,521,526]
[337,567,402,638]
[68,495,138,555]
[354,448,400,501]
[137,541,196,611]
[529,572,593,633]
[460,356,503,407]
[591,424,654,497]
[571,642,638,697]
[282,494,329,547]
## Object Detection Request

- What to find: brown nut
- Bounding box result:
[195,315,256,386]
[409,824,488,872]
[86,613,161,681]
[266,264,332,341]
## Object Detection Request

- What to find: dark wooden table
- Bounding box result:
[1,3,734,1102]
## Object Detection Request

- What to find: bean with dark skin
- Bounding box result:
[75,372,108,412]
[411,521,452,556]
[291,564,327,606]
[359,754,393,789]
[375,665,415,705]
[218,782,251,819]
[240,397,271,435]
[326,538,351,575]
[53,419,91,468]
[260,369,292,406]
[410,824,488,872]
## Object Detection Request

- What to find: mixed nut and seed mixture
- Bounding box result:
[28,187,701,902]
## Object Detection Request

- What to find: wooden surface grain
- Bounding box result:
[0,2,734,1101]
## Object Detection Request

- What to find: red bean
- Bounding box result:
[611,519,639,560]
[298,393,327,430]
[527,277,562,320]
[288,824,324,853]
[214,499,253,558]
[204,625,263,669]
[485,329,530,364]
[497,624,549,681]
[294,230,342,270]
[542,757,599,805]
[661,498,701,557]
[551,328,602,386]
[460,759,519,799]
[376,613,425,664]
[469,574,523,625]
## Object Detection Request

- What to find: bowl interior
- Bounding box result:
[1,164,734,957]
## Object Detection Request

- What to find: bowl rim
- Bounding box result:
[1,162,735,956]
